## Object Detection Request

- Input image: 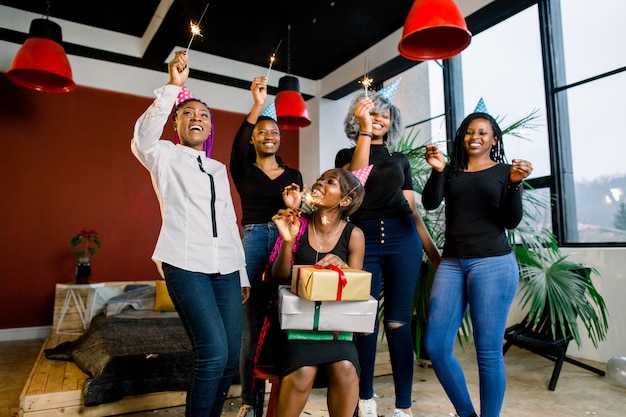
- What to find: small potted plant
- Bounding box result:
[69,228,101,284]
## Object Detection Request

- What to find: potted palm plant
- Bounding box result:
[396,111,608,358]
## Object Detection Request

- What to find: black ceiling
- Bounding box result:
[0,0,417,95]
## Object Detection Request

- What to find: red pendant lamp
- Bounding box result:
[275,75,311,130]
[7,18,75,93]
[274,24,310,130]
[398,0,471,61]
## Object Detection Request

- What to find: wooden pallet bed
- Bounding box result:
[19,281,189,417]
[19,281,390,417]
[19,331,187,417]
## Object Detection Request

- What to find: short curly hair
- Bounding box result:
[343,91,404,149]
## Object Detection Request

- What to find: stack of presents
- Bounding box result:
[279,265,378,339]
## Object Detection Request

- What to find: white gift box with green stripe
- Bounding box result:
[278,285,378,334]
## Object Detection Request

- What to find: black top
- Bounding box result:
[295,221,354,265]
[422,164,523,258]
[335,144,413,221]
[230,120,303,226]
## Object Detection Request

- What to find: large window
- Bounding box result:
[558,0,626,242]
[460,6,549,178]
[449,0,626,245]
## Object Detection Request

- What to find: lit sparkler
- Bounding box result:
[185,2,210,54]
[266,39,283,80]
[301,191,318,215]
[360,76,373,98]
[359,57,373,98]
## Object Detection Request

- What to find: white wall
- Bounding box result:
[503,248,626,365]
[561,248,626,363]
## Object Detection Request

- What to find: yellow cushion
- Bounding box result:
[154,280,176,312]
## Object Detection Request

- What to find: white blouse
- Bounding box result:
[131,84,249,287]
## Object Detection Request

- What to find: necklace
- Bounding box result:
[311,219,342,263]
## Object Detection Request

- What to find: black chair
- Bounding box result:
[503,295,605,390]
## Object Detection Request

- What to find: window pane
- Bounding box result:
[566,71,626,243]
[460,6,550,178]
[561,0,626,85]
[395,61,445,149]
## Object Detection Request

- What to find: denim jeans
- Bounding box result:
[162,263,242,417]
[424,253,518,417]
[353,214,422,409]
[239,222,279,405]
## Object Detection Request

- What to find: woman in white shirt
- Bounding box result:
[131,50,250,417]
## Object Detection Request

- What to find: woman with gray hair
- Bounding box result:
[335,86,440,417]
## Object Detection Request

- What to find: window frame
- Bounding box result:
[442,0,626,247]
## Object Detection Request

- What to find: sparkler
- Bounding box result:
[301,191,318,215]
[266,39,283,80]
[185,2,210,54]
[361,76,373,98]
[359,58,373,98]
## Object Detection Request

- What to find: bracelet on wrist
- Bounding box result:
[358,132,373,138]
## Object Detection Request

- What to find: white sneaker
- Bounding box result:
[391,409,412,417]
[358,398,377,417]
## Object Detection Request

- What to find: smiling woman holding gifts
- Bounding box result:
[265,167,365,417]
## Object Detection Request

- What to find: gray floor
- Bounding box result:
[2,338,624,417]
[120,343,624,417]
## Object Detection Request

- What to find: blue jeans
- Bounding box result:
[353,215,422,409]
[162,263,242,417]
[424,254,518,417]
[239,222,279,405]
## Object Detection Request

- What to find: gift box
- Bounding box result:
[286,330,353,341]
[291,265,371,301]
[278,286,378,334]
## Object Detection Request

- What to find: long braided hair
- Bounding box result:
[449,112,506,175]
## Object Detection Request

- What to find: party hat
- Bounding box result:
[261,100,277,121]
[377,78,401,102]
[352,164,373,186]
[176,85,195,108]
[474,97,488,113]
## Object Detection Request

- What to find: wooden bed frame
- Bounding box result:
[19,281,190,417]
[19,331,188,417]
[19,281,390,417]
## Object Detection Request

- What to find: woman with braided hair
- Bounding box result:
[422,112,533,417]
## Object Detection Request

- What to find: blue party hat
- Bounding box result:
[261,100,277,120]
[377,78,401,102]
[474,97,488,113]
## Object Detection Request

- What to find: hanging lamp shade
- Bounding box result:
[7,18,75,93]
[275,75,311,130]
[398,0,471,61]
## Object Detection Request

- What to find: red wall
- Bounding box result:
[0,74,299,330]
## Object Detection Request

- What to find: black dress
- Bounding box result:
[276,222,360,384]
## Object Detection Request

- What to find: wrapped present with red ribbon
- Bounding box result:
[278,286,378,334]
[291,264,371,301]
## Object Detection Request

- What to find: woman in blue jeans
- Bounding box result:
[422,112,533,417]
[230,76,303,417]
[132,50,250,417]
[335,87,440,417]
